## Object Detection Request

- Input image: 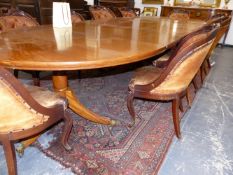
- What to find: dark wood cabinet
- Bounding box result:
[161,6,232,21]
[97,0,134,8]
[0,0,12,8]
[0,0,89,24]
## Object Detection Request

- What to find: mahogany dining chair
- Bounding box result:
[127,25,218,138]
[0,66,73,175]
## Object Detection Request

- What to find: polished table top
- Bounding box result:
[0,16,207,126]
[0,17,205,71]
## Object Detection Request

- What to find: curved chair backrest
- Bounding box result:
[213,16,231,44]
[134,25,218,92]
[0,66,49,133]
[89,5,116,20]
[169,10,190,21]
[0,8,39,32]
[71,11,85,23]
[206,13,230,25]
[118,7,137,18]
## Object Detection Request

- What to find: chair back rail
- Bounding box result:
[89,5,116,20]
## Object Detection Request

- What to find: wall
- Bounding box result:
[86,0,94,5]
[86,0,233,45]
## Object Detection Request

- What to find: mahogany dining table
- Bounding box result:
[0,16,206,126]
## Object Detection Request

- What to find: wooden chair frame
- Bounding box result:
[0,66,73,175]
[127,25,218,138]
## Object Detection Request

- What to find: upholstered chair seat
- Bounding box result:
[127,25,218,139]
[24,85,67,109]
[129,66,163,87]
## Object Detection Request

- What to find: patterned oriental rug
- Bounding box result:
[35,68,189,175]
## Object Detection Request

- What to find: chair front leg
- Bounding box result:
[127,91,136,127]
[172,98,181,139]
[61,110,73,151]
[2,138,17,175]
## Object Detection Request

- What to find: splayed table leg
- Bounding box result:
[52,72,117,125]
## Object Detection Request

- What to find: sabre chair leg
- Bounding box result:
[192,79,198,92]
[2,139,17,175]
[186,87,192,108]
[127,91,136,127]
[179,98,184,112]
[61,111,73,151]
[200,64,206,84]
[205,59,211,74]
[172,98,181,139]
[203,60,208,75]
[207,58,211,69]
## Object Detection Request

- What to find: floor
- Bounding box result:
[0,47,233,175]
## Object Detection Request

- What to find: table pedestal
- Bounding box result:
[52,72,117,125]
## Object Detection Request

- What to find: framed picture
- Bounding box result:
[174,0,221,7]
[142,7,158,16]
[142,0,164,4]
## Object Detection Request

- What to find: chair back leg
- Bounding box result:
[179,99,184,112]
[2,138,17,175]
[172,98,181,139]
[186,86,192,107]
